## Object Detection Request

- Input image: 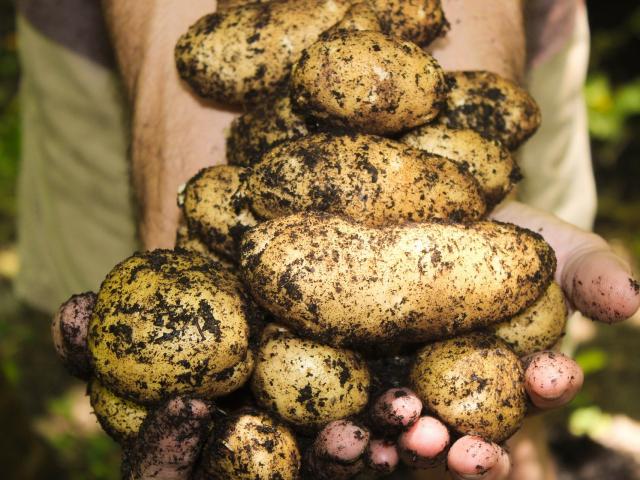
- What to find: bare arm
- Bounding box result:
[102,0,237,250]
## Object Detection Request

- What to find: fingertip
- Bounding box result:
[372,388,423,428]
[398,416,450,468]
[448,436,499,478]
[524,351,583,409]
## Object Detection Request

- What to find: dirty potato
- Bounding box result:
[321,1,382,38]
[369,0,448,46]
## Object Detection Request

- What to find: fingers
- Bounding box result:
[448,436,511,480]
[124,397,212,480]
[397,416,450,469]
[51,292,96,380]
[371,387,423,429]
[523,351,583,410]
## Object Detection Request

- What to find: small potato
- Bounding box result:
[440,71,541,150]
[369,0,448,46]
[321,2,382,38]
[490,282,567,356]
[175,223,236,269]
[291,30,446,135]
[202,410,301,479]
[175,0,352,105]
[245,133,486,225]
[89,378,147,443]
[401,124,520,206]
[180,166,257,259]
[240,213,556,346]
[251,326,370,430]
[89,249,253,403]
[409,333,526,443]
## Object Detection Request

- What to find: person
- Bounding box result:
[15,0,640,479]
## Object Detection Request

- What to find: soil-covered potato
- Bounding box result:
[240,213,556,346]
[440,71,541,150]
[490,282,567,356]
[180,166,257,259]
[175,0,352,105]
[175,224,236,269]
[244,133,486,224]
[88,249,254,403]
[409,333,526,443]
[369,0,448,46]
[251,326,370,430]
[89,378,148,443]
[291,30,446,135]
[321,1,382,38]
[401,124,520,206]
[202,410,301,479]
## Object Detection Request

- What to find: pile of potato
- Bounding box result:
[53,1,574,478]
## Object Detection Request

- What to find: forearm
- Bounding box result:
[429,0,526,82]
[102,0,237,250]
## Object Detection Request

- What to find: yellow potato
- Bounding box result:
[240,213,556,346]
[291,30,446,135]
[175,223,236,269]
[322,1,382,37]
[369,0,448,46]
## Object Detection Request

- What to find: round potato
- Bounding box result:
[175,0,352,105]
[490,282,567,356]
[251,326,370,430]
[440,70,541,150]
[409,333,526,443]
[244,133,486,225]
[89,378,147,443]
[89,249,252,403]
[291,30,446,135]
[321,1,382,38]
[401,124,520,207]
[369,0,448,46]
[175,224,236,269]
[202,410,301,479]
[240,213,556,346]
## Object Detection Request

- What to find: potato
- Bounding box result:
[175,223,236,269]
[244,133,486,225]
[291,30,446,135]
[251,326,370,430]
[89,378,147,443]
[180,166,257,259]
[321,1,382,38]
[226,92,308,167]
[401,124,520,207]
[88,249,253,403]
[490,282,567,356]
[440,71,541,150]
[409,333,526,443]
[240,213,556,346]
[202,410,301,479]
[175,0,352,105]
[369,0,448,46]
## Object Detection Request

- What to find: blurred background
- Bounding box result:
[1,1,639,479]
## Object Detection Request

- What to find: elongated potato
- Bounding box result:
[251,326,370,430]
[291,30,446,135]
[440,71,541,150]
[490,282,567,356]
[369,0,448,46]
[240,213,556,346]
[245,133,486,224]
[89,249,253,403]
[180,166,257,259]
[175,0,352,105]
[410,333,526,443]
[401,124,520,206]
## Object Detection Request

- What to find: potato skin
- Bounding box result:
[251,327,370,430]
[245,133,486,225]
[202,410,301,480]
[401,124,520,207]
[440,71,541,150]
[321,1,382,38]
[369,0,448,46]
[89,378,147,443]
[490,282,567,356]
[175,0,352,105]
[291,30,446,135]
[175,224,236,269]
[409,333,526,443]
[89,249,253,403]
[240,213,556,346]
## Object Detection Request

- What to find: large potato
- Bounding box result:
[440,71,541,150]
[490,282,567,356]
[240,213,556,346]
[202,410,301,479]
[401,124,520,206]
[410,333,526,443]
[88,249,253,403]
[175,0,352,105]
[291,30,446,135]
[369,0,448,46]
[245,133,486,224]
[251,326,370,430]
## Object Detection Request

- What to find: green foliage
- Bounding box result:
[586,74,640,143]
